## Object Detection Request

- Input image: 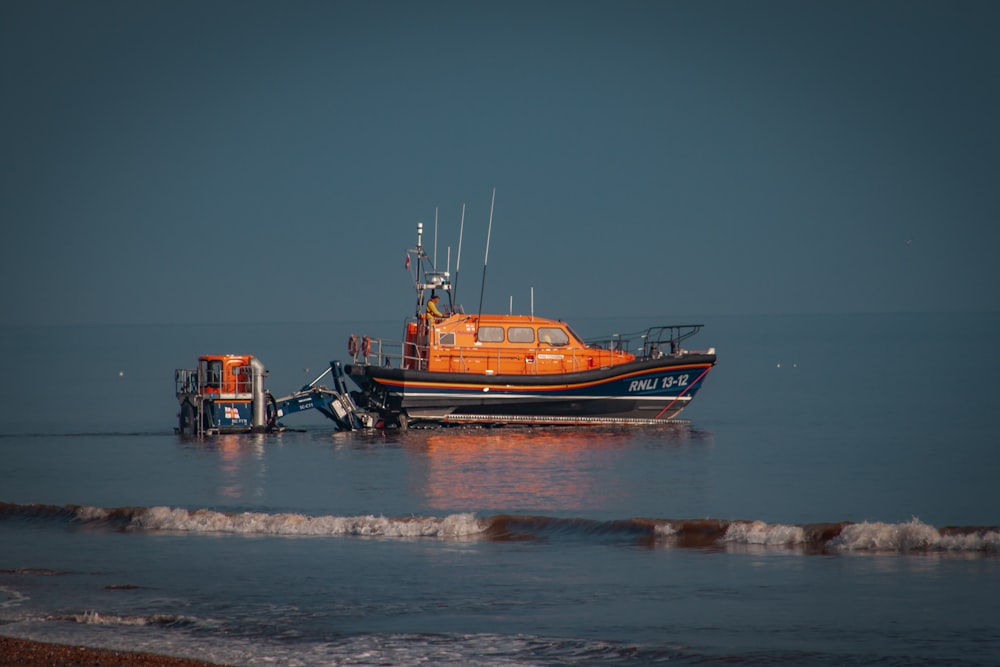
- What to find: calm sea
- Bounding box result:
[1,313,998,666]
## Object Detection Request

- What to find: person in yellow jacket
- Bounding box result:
[426,294,446,323]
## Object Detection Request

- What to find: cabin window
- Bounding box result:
[507,327,535,343]
[234,366,251,393]
[438,331,456,346]
[478,326,504,343]
[206,360,222,388]
[538,327,570,346]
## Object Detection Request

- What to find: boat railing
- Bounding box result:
[175,368,199,396]
[586,324,705,359]
[174,366,254,397]
[348,323,708,371]
[348,336,409,369]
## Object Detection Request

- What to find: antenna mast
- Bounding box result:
[477,188,496,325]
[454,203,465,305]
[414,222,425,317]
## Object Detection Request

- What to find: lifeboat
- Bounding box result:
[346,220,716,427]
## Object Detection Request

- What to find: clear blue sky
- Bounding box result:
[2,0,997,325]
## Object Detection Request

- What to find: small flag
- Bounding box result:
[405,254,410,270]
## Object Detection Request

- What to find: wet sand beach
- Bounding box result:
[0,637,233,667]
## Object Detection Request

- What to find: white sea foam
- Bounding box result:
[71,611,195,626]
[74,506,111,522]
[0,586,29,609]
[127,506,487,538]
[722,520,806,545]
[653,523,678,537]
[41,503,1000,552]
[830,518,1000,552]
[74,610,150,626]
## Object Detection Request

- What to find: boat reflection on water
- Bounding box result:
[180,426,710,515]
[185,433,268,501]
[401,426,698,513]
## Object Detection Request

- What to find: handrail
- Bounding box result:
[352,340,615,372]
[349,324,708,371]
[586,324,705,358]
[175,368,198,396]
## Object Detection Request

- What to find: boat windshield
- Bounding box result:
[565,325,586,346]
[538,327,570,346]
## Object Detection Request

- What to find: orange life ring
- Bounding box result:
[361,336,371,357]
[348,335,358,356]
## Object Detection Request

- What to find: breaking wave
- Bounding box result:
[62,611,199,628]
[0,501,484,538]
[1,501,997,554]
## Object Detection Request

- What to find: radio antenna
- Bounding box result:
[454,203,465,304]
[476,188,496,328]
